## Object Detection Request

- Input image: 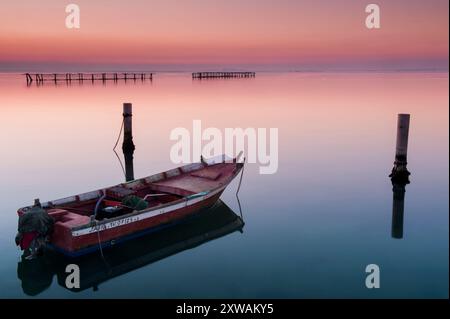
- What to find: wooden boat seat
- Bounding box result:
[58,212,90,227]
[154,175,221,194]
[47,209,90,227]
[190,169,222,180]
[47,209,69,221]
[146,183,194,197]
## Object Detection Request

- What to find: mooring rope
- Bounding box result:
[95,221,105,259]
[89,117,126,269]
[112,118,126,179]
[235,158,245,219]
[236,158,245,196]
[236,192,244,220]
[94,220,111,270]
[92,190,110,267]
[113,117,124,150]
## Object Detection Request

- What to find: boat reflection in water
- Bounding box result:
[17,200,244,295]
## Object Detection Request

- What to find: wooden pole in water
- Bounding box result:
[26,73,33,85]
[122,103,135,181]
[390,114,411,183]
[122,103,134,149]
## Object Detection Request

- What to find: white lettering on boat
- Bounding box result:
[88,216,140,233]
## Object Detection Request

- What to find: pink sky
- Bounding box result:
[0,0,448,70]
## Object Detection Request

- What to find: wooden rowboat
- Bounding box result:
[17,154,244,257]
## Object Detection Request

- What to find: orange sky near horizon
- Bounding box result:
[0,0,448,68]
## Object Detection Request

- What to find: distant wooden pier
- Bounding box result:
[192,72,255,79]
[25,72,153,85]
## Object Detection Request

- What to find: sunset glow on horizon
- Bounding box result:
[0,0,448,71]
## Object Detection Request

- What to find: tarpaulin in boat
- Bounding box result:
[122,195,148,211]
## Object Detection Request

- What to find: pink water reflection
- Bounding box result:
[0,72,448,201]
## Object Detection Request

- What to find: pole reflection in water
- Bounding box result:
[391,181,407,239]
[17,200,244,295]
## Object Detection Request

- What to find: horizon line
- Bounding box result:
[0,64,448,74]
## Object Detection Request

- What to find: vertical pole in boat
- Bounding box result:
[390,114,410,184]
[122,103,135,181]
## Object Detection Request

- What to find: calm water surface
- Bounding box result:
[0,72,448,298]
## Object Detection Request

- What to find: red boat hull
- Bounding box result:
[51,191,223,256]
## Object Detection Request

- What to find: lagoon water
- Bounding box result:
[0,72,448,298]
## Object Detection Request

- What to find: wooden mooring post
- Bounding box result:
[388,114,411,239]
[25,73,33,85]
[389,114,411,184]
[122,103,135,181]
